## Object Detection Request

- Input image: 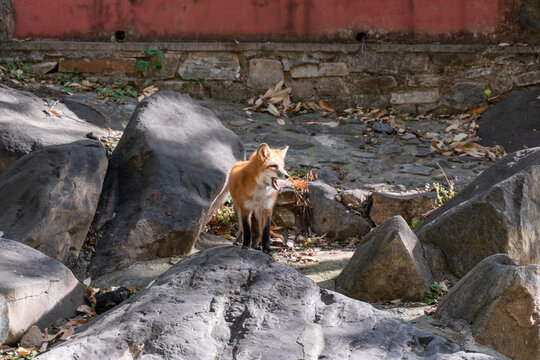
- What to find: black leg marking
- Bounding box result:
[241,215,252,249]
[262,215,272,253]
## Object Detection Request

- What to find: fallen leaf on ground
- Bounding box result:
[60,326,74,341]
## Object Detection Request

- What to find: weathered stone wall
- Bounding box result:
[1,41,539,113]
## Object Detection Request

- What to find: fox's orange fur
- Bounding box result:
[229,143,289,252]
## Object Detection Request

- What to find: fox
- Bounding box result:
[229,143,289,253]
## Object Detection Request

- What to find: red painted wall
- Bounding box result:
[12,0,518,42]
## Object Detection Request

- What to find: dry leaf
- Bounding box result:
[64,318,91,327]
[467,106,487,115]
[50,109,62,117]
[445,123,460,132]
[276,118,285,126]
[61,326,74,341]
[452,133,468,142]
[83,277,92,287]
[76,304,97,316]
[318,100,335,112]
[267,103,281,117]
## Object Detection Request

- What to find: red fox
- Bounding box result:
[229,143,289,253]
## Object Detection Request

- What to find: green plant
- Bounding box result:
[424,283,445,305]
[484,80,492,98]
[136,47,165,73]
[181,76,206,89]
[425,182,455,207]
[209,194,238,239]
[96,83,138,104]
[5,60,32,80]
[411,218,421,229]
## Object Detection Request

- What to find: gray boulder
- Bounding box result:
[309,181,371,240]
[416,148,540,277]
[0,140,108,264]
[335,216,433,302]
[0,84,108,174]
[0,238,86,345]
[38,246,494,360]
[90,92,244,276]
[435,254,540,360]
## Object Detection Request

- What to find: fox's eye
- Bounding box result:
[270,164,277,169]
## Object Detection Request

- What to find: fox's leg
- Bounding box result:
[261,215,272,254]
[251,215,261,249]
[233,205,243,246]
[241,213,252,249]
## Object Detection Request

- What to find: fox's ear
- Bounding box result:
[280,146,289,158]
[257,143,270,159]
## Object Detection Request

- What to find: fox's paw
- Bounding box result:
[263,248,273,256]
[241,245,250,250]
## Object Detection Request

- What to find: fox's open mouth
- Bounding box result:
[272,177,280,190]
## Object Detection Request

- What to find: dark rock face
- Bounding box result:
[0,84,109,174]
[369,191,436,225]
[90,92,244,276]
[478,88,540,152]
[435,254,540,360]
[0,140,108,264]
[0,238,86,345]
[336,216,433,302]
[39,246,495,360]
[308,181,371,240]
[416,148,540,278]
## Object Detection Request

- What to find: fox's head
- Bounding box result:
[255,143,289,190]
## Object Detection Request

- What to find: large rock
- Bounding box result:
[0,238,86,345]
[309,181,371,240]
[90,92,244,276]
[335,216,433,302]
[0,140,107,264]
[416,148,540,278]
[0,84,109,174]
[478,88,540,152]
[39,246,494,359]
[435,254,540,360]
[370,191,436,225]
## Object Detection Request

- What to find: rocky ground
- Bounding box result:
[2,76,537,359]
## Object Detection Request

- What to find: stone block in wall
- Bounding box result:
[464,67,491,79]
[288,79,315,100]
[405,75,447,87]
[490,76,513,94]
[247,59,284,89]
[58,58,138,73]
[290,62,348,78]
[390,90,439,104]
[513,70,540,87]
[353,75,397,91]
[400,54,430,73]
[0,0,14,41]
[178,53,240,81]
[209,81,252,102]
[442,82,485,110]
[353,94,390,109]
[313,77,350,97]
[144,54,181,80]
[348,52,398,74]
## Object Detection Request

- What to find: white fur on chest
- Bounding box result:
[244,185,277,212]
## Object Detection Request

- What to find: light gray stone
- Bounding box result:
[247,59,284,89]
[464,67,491,79]
[290,62,348,78]
[348,52,398,74]
[340,189,371,210]
[29,61,57,75]
[442,82,485,110]
[513,70,540,87]
[0,84,109,174]
[336,216,434,302]
[38,245,495,360]
[0,238,86,345]
[178,52,240,81]
[390,90,439,104]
